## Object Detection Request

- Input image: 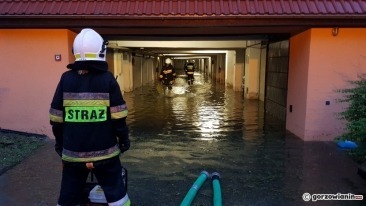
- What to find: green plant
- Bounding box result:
[336,73,366,142]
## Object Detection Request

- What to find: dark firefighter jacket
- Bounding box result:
[49,61,129,162]
[159,64,176,83]
[185,63,195,75]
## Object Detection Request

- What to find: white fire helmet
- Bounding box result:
[73,28,108,61]
[165,58,172,65]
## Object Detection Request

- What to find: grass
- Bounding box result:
[345,144,366,164]
[0,129,48,175]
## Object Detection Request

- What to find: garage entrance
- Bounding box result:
[106,36,290,122]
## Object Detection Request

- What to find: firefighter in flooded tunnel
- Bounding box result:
[184,59,196,85]
[159,58,176,90]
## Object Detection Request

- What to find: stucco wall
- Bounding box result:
[287,28,366,141]
[0,29,76,138]
[287,31,310,139]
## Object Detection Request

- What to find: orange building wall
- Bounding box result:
[287,28,366,141]
[286,30,311,139]
[0,29,76,138]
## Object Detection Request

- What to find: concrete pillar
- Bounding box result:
[215,54,225,83]
[259,48,267,101]
[204,57,212,77]
[113,51,124,93]
[122,52,133,92]
[234,49,245,92]
[244,47,260,99]
[225,50,236,88]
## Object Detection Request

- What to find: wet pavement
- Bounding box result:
[0,74,365,206]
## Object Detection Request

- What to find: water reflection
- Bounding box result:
[122,75,366,206]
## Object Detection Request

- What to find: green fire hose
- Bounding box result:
[211,172,222,206]
[180,171,210,206]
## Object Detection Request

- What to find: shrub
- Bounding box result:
[336,73,366,142]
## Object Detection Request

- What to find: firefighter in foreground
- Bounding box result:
[159,58,176,90]
[49,28,131,206]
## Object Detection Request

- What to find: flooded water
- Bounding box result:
[121,74,366,206]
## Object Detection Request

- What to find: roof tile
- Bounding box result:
[0,0,366,16]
